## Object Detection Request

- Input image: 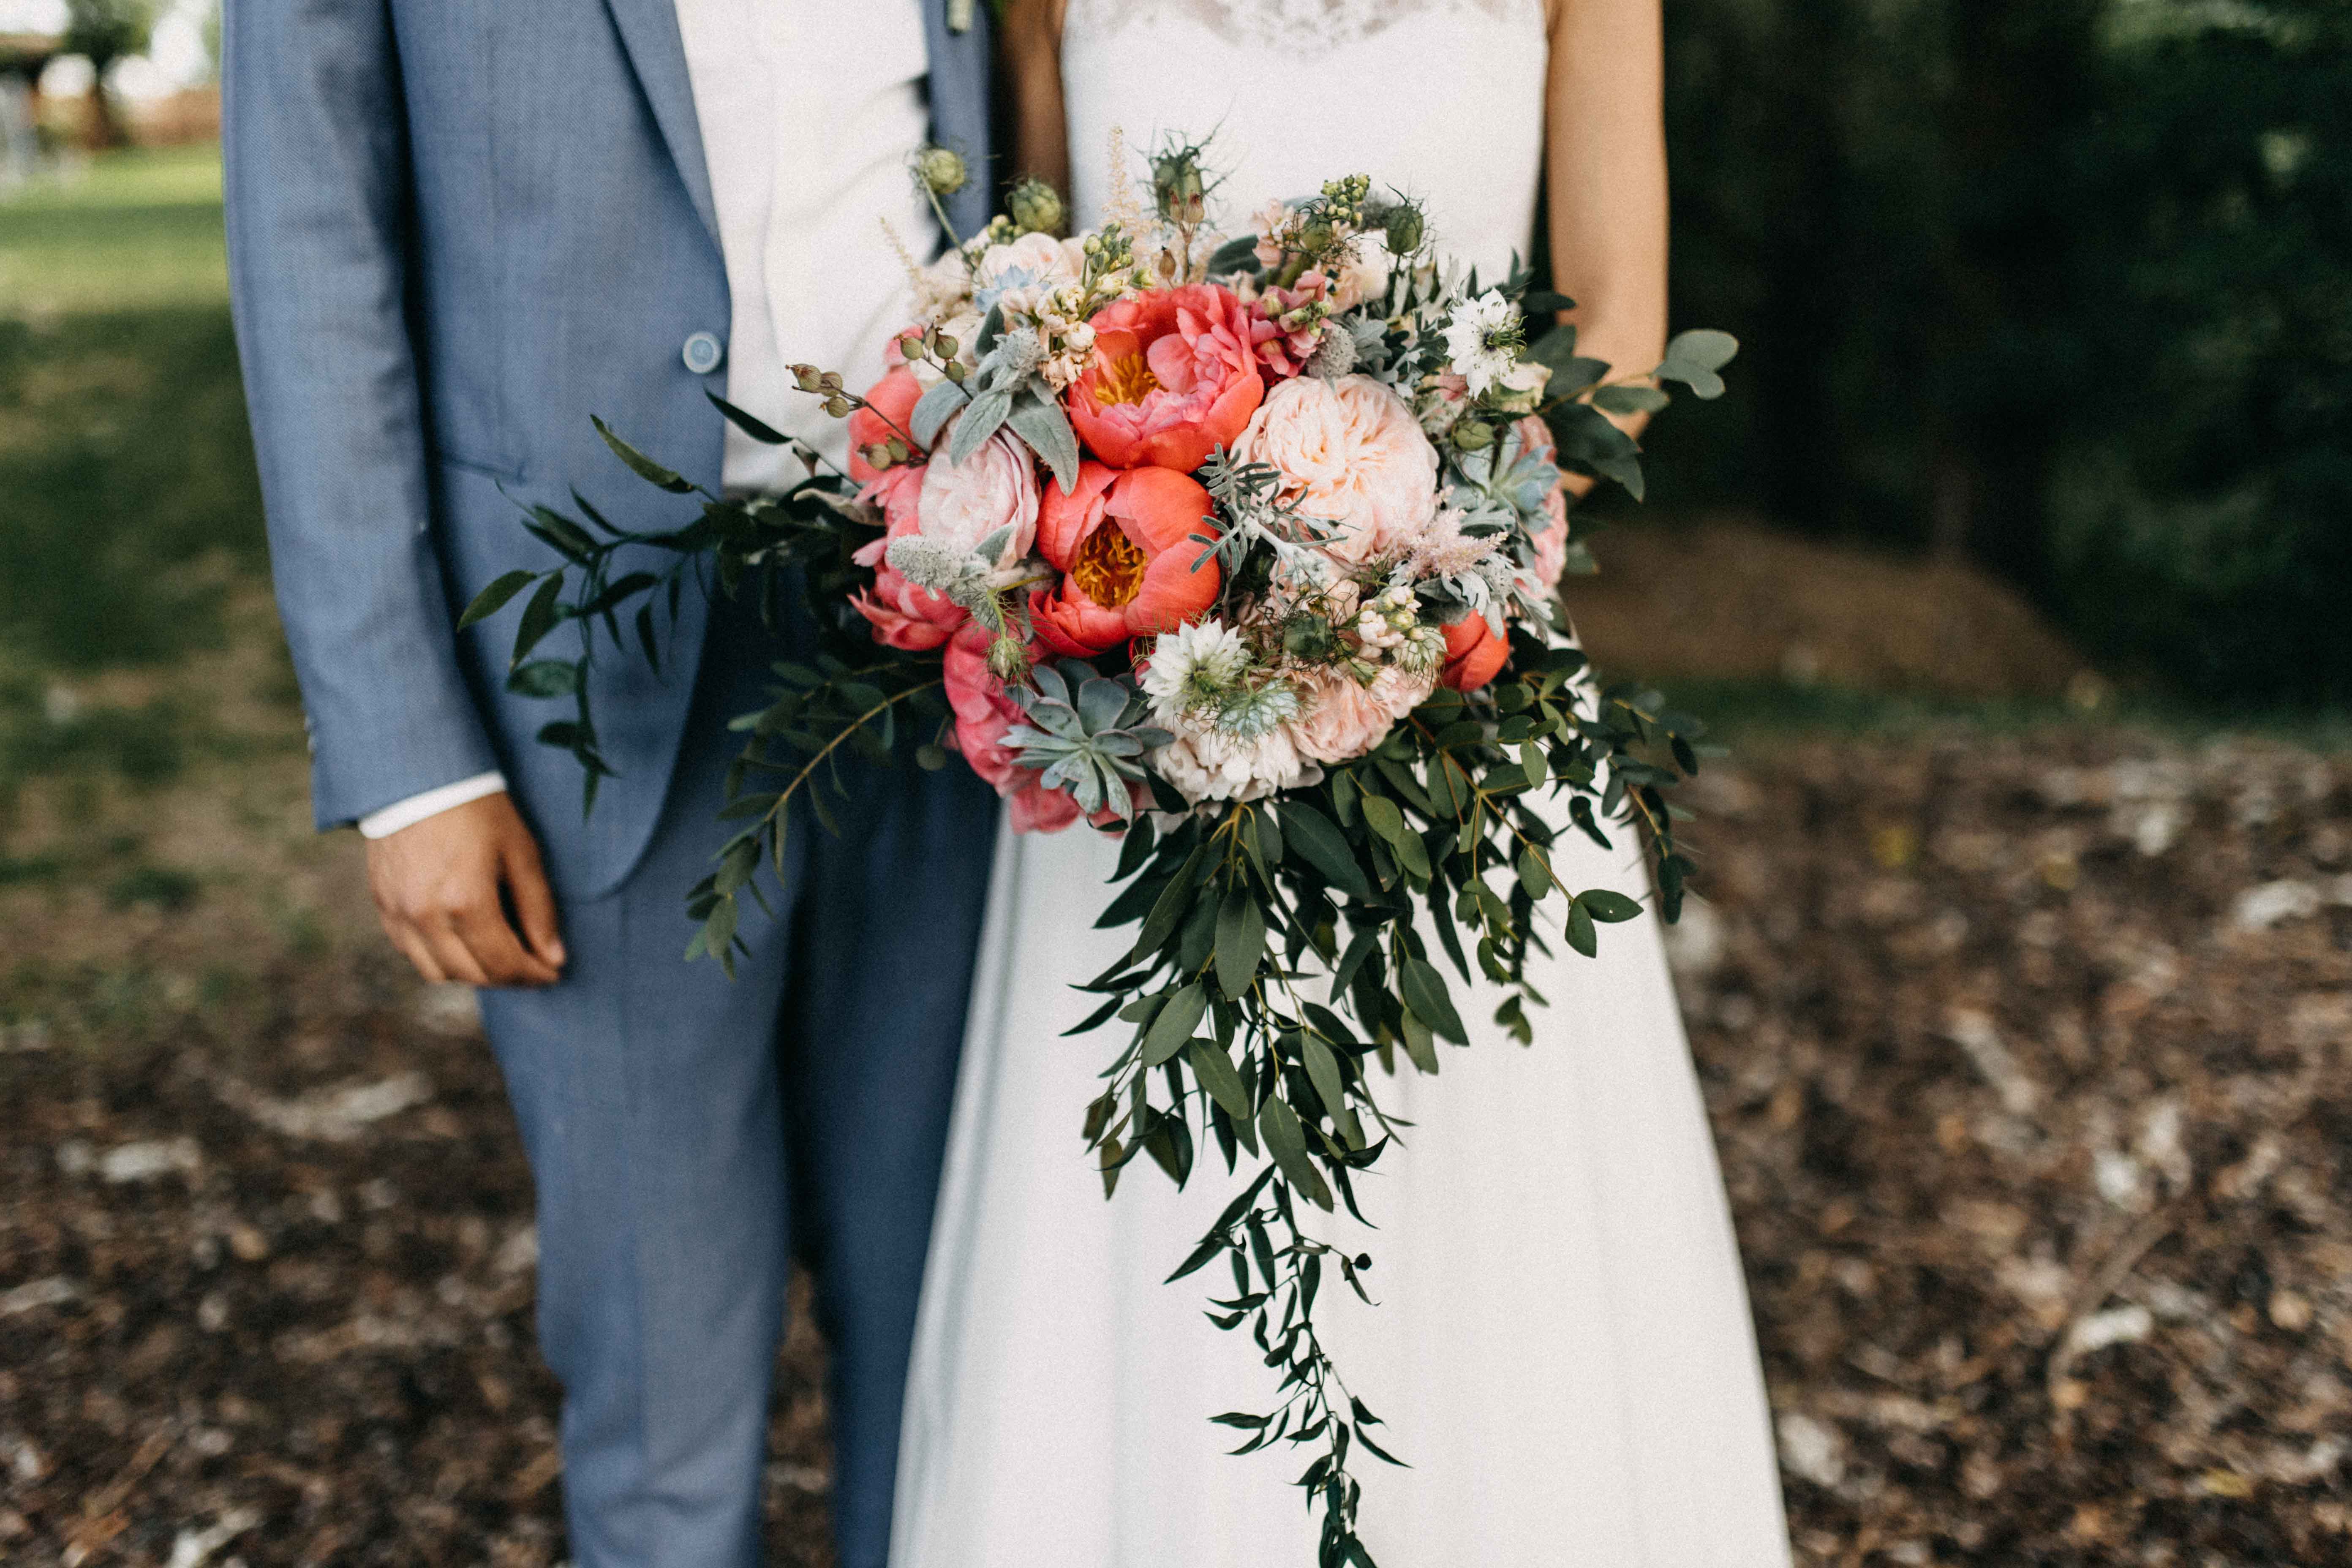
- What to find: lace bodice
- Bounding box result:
[1062,0,1550,277]
[1064,0,1544,57]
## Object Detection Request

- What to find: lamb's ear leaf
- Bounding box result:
[948,387,1015,464]
[1007,389,1081,493]
[910,378,969,448]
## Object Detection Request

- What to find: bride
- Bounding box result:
[890,2,1792,1563]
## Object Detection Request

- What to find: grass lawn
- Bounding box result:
[0,146,368,1050]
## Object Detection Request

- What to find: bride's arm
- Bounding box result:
[999,0,1072,199]
[1544,0,1670,454]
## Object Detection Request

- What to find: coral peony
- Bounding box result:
[848,366,923,484]
[1030,462,1221,656]
[849,464,964,651]
[1066,284,1264,473]
[1234,373,1439,566]
[1439,614,1510,692]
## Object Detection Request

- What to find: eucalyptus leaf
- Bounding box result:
[593,416,696,493]
[459,570,538,631]
[1654,329,1739,400]
[1142,981,1208,1068]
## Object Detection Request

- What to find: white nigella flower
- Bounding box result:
[1441,289,1525,398]
[1140,618,1252,723]
[1214,680,1302,740]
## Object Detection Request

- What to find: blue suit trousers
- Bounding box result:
[479,595,996,1568]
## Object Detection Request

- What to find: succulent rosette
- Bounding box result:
[482,133,1735,1568]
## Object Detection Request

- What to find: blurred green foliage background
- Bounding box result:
[1650,0,2350,703]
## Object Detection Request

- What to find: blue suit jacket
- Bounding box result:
[223,0,994,898]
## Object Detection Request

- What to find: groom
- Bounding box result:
[222,5,998,1566]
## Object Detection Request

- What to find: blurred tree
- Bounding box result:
[2050,0,2352,700]
[62,0,153,149]
[1655,0,2352,700]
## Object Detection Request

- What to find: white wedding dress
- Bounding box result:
[890,3,1793,1564]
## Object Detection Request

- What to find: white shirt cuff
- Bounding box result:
[357,772,509,839]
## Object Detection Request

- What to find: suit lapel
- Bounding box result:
[601,0,721,247]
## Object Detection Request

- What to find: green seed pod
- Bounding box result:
[1282,615,1337,662]
[1383,201,1426,256]
[1007,177,1067,237]
[934,334,959,360]
[823,395,851,419]
[1152,149,1208,224]
[915,145,969,197]
[1453,419,1495,452]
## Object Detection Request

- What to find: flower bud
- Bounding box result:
[1007,177,1066,237]
[915,145,969,197]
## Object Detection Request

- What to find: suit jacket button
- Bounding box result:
[682,332,724,374]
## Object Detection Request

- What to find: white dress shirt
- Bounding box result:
[362,1,934,839]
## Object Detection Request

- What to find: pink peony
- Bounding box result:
[1233,373,1440,565]
[1030,463,1221,657]
[849,465,964,651]
[1066,285,1265,473]
[916,420,1040,568]
[1286,665,1435,765]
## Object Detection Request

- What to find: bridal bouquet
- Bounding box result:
[465,136,1733,1567]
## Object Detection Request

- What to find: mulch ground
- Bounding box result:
[4,728,2350,1567]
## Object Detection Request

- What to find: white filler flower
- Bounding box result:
[1141,618,1252,723]
[1441,289,1525,397]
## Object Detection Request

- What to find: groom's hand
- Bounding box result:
[366,792,567,988]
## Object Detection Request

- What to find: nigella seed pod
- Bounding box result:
[1007,177,1067,237]
[1152,150,1208,224]
[1383,202,1426,256]
[915,145,969,197]
[1283,615,1336,661]
[1453,419,1494,452]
